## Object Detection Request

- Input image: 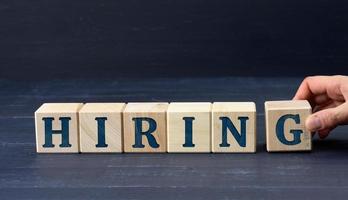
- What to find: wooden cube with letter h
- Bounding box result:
[79,103,125,153]
[35,103,83,153]
[123,103,168,153]
[265,100,312,152]
[212,102,256,153]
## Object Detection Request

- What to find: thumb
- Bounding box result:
[306,103,348,132]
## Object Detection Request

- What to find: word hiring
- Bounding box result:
[34,101,312,153]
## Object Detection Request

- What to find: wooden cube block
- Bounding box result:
[265,100,312,152]
[212,102,256,153]
[123,103,168,153]
[79,103,126,153]
[35,103,83,153]
[167,102,211,153]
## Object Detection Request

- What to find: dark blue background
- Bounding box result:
[1,2,348,198]
[1,0,347,79]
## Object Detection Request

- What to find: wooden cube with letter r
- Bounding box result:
[265,100,312,152]
[123,102,168,153]
[35,103,83,153]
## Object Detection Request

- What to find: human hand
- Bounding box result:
[293,75,348,139]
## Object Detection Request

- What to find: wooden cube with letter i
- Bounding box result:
[79,103,125,153]
[167,102,211,153]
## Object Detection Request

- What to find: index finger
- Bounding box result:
[293,75,345,102]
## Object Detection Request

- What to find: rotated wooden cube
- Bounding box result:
[265,100,312,152]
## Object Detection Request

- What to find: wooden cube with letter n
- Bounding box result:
[79,103,125,153]
[123,103,168,153]
[35,103,83,153]
[212,102,256,153]
[167,102,211,153]
[265,100,312,152]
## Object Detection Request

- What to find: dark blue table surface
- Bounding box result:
[1,77,348,200]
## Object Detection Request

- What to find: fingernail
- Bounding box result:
[306,116,322,131]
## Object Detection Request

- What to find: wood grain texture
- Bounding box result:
[34,103,83,153]
[265,100,312,152]
[3,78,348,200]
[79,103,125,153]
[212,102,256,153]
[167,102,211,153]
[123,103,168,153]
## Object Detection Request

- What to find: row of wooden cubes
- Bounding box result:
[35,101,312,153]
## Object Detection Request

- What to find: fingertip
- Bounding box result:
[293,77,312,100]
[305,115,322,132]
[292,92,306,101]
[292,95,300,100]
